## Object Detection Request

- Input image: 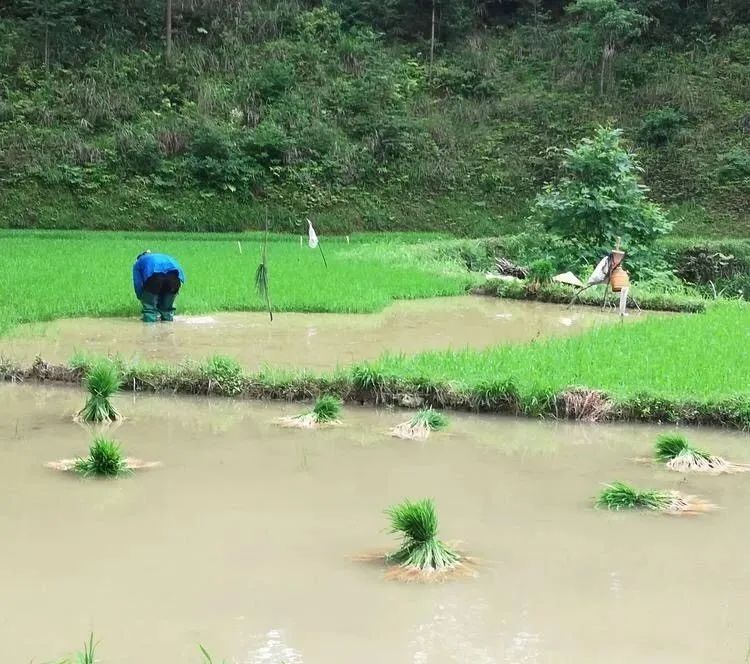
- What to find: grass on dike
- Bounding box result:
[0,230,476,335]
[366,302,750,402]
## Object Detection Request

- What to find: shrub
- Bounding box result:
[638,108,687,146]
[716,148,750,184]
[115,127,162,175]
[534,127,673,264]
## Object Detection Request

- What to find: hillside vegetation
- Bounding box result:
[1,0,749,236]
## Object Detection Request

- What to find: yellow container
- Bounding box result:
[610,267,630,292]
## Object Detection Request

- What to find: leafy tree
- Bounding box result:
[534,127,673,262]
[567,0,650,94]
[17,0,77,68]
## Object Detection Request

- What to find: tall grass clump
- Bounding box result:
[655,432,750,474]
[596,481,715,515]
[75,362,122,423]
[384,498,472,581]
[279,394,342,429]
[390,408,449,440]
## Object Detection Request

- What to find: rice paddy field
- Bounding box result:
[1,230,750,424]
[367,302,750,402]
[0,230,476,335]
[2,230,750,663]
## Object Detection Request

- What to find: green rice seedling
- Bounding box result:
[527,258,556,286]
[199,644,227,664]
[595,481,715,514]
[73,437,132,477]
[75,362,122,423]
[596,482,672,511]
[76,633,97,664]
[655,432,750,473]
[390,408,449,440]
[385,498,472,581]
[279,394,343,429]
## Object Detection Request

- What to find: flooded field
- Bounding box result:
[0,297,636,370]
[1,383,749,663]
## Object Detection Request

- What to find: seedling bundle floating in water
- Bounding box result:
[279,395,342,429]
[383,498,474,582]
[390,408,449,440]
[75,363,122,424]
[595,481,715,515]
[47,436,160,477]
[654,433,750,474]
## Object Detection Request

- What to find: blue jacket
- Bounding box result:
[132,253,185,298]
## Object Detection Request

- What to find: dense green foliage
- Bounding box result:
[1,1,749,235]
[534,126,672,262]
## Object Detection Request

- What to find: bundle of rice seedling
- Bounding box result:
[74,363,122,423]
[46,437,161,476]
[255,220,273,322]
[596,481,715,515]
[655,433,750,474]
[384,498,474,582]
[278,395,342,429]
[390,408,449,440]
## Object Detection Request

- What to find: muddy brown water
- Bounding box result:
[1,297,640,370]
[2,384,749,663]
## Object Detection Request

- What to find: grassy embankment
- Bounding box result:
[6,302,749,428]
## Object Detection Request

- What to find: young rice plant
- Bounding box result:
[279,394,342,429]
[74,437,132,478]
[596,481,715,515]
[390,408,449,440]
[75,362,122,423]
[654,432,750,474]
[385,498,472,581]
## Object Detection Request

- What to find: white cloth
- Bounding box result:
[619,286,629,316]
[307,219,319,249]
[587,255,611,285]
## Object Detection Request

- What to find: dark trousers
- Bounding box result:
[141,271,181,322]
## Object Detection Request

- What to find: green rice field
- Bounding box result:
[366,302,750,402]
[0,230,475,335]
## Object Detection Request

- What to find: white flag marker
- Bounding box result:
[307,219,319,249]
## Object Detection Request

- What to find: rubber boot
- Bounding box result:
[157,292,177,322]
[140,291,159,323]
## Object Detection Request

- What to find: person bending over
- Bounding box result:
[132,251,185,322]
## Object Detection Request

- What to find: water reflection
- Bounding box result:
[409,600,542,664]
[239,629,303,664]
